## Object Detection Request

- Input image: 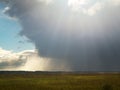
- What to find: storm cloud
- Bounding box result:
[1,0,120,71]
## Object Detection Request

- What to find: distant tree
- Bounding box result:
[102,84,113,90]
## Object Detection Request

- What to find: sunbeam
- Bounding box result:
[0,0,120,71]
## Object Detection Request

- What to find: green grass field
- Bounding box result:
[0,73,120,90]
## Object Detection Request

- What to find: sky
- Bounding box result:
[0,3,34,52]
[0,0,120,71]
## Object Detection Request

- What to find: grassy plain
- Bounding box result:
[0,72,120,90]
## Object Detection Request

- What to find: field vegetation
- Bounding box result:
[0,72,120,90]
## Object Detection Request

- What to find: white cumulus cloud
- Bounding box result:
[68,0,120,15]
[110,0,120,6]
[68,0,88,11]
[87,2,103,16]
[0,48,36,70]
[0,48,67,71]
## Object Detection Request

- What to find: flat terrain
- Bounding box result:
[0,72,120,90]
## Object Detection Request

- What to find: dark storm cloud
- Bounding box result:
[1,0,120,71]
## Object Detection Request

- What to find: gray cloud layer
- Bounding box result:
[1,0,120,71]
